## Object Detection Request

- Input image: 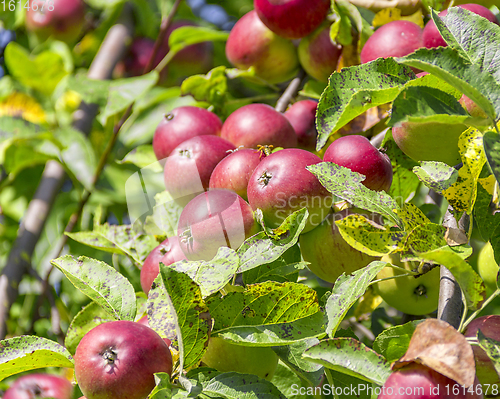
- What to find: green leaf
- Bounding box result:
[56,126,97,190]
[148,266,210,370]
[388,85,470,126]
[167,27,229,59]
[66,224,157,265]
[483,131,500,185]
[384,139,420,205]
[149,373,173,399]
[273,339,324,387]
[316,58,414,149]
[199,372,286,399]
[373,320,421,363]
[180,66,228,110]
[215,311,326,346]
[397,47,500,121]
[442,128,486,214]
[51,255,137,320]
[477,330,500,377]
[336,214,405,256]
[307,162,402,227]
[437,7,500,85]
[99,71,159,125]
[0,336,74,382]
[64,301,117,355]
[169,247,240,297]
[474,183,500,242]
[237,208,307,273]
[143,191,184,237]
[331,1,353,45]
[416,246,486,309]
[4,43,69,95]
[242,244,304,285]
[66,75,110,108]
[303,338,391,386]
[269,363,312,399]
[120,144,162,172]
[208,282,324,345]
[326,261,388,337]
[413,161,459,192]
[326,371,372,399]
[84,0,125,8]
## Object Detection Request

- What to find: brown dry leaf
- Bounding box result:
[337,106,388,136]
[393,319,476,387]
[337,43,360,71]
[444,227,469,246]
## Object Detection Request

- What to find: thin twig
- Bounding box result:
[275,69,307,113]
[0,7,135,340]
[437,207,470,329]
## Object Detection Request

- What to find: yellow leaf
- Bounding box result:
[373,8,424,28]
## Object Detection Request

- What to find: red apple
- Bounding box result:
[298,22,343,83]
[284,99,318,152]
[74,320,172,399]
[253,0,330,39]
[221,103,297,149]
[323,135,393,192]
[122,37,162,77]
[177,189,259,260]
[140,236,187,294]
[209,148,264,201]
[299,209,380,283]
[25,0,85,43]
[247,148,332,233]
[163,135,236,206]
[3,373,73,399]
[422,4,498,49]
[153,106,222,161]
[360,20,423,64]
[464,315,500,385]
[225,10,299,84]
[378,363,483,398]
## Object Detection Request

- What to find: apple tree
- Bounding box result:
[0,0,500,398]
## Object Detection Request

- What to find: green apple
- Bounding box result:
[391,122,467,166]
[373,253,440,315]
[299,209,379,283]
[201,337,278,380]
[477,241,499,293]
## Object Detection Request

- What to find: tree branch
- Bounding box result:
[275,69,307,113]
[0,7,135,339]
[438,207,470,329]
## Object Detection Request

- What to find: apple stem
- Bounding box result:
[460,288,500,333]
[370,272,416,285]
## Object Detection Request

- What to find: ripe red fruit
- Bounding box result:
[298,22,343,83]
[74,320,172,399]
[153,106,222,161]
[253,0,330,39]
[360,20,423,64]
[3,373,73,399]
[378,363,483,398]
[323,135,393,192]
[25,0,86,43]
[209,148,263,201]
[177,190,259,261]
[221,103,297,149]
[225,10,299,84]
[422,4,498,49]
[284,100,318,152]
[122,37,162,77]
[464,315,500,385]
[140,236,186,294]
[247,148,332,233]
[163,135,235,206]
